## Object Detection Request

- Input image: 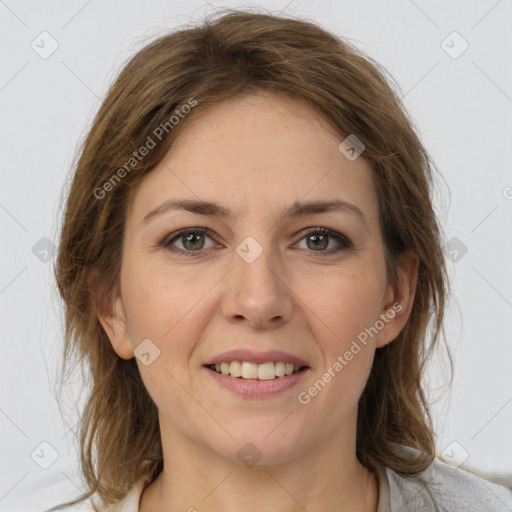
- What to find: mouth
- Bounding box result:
[204,361,309,381]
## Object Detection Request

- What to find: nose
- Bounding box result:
[221,241,294,330]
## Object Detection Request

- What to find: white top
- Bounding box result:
[64,456,512,511]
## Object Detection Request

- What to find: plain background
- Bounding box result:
[1,0,511,510]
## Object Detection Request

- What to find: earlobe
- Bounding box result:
[375,251,419,349]
[88,270,134,360]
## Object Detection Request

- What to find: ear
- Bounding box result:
[375,251,419,349]
[88,269,134,359]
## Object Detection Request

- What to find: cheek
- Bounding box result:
[292,258,386,409]
[119,265,208,424]
[296,278,381,426]
[119,260,218,395]
[121,258,214,344]
[297,260,387,353]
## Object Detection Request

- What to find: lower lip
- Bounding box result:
[203,367,310,398]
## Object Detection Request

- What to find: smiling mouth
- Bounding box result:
[205,361,308,380]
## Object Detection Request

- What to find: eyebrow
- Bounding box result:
[142,198,369,230]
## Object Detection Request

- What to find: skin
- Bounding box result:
[97,91,418,512]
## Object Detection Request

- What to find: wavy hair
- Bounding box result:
[52,9,450,510]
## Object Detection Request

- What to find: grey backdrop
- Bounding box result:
[1,1,511,511]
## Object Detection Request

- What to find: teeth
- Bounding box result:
[241,362,258,379]
[257,362,275,380]
[229,360,242,378]
[210,361,304,380]
[275,361,285,377]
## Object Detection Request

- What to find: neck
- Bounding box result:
[139,418,379,512]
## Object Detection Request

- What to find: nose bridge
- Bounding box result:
[222,233,294,327]
[234,233,285,299]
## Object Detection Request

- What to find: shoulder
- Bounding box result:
[109,480,146,512]
[385,453,512,512]
[47,480,146,512]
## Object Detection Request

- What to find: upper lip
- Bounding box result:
[204,349,310,368]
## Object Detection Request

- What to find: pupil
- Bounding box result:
[183,233,204,250]
[308,234,328,250]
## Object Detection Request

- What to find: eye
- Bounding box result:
[160,226,352,257]
[295,227,352,254]
[162,228,218,256]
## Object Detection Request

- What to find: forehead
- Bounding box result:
[127,92,379,228]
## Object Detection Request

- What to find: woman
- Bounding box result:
[51,9,512,512]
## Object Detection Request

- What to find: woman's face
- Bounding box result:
[100,91,416,465]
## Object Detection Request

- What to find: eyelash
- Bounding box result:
[160,227,352,257]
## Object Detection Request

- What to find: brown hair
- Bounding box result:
[52,8,450,510]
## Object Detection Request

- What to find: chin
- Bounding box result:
[205,422,311,467]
